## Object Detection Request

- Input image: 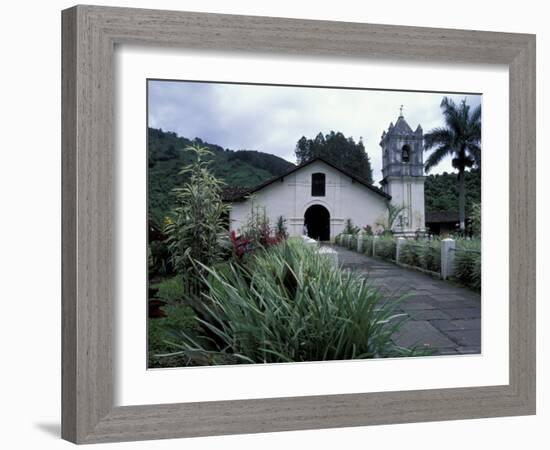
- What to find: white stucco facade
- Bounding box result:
[228,159,389,240]
[383,176,426,233]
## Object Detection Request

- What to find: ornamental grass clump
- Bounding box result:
[375,236,396,261]
[161,238,415,365]
[420,239,441,272]
[363,235,374,256]
[398,239,441,273]
[453,239,481,291]
[399,240,422,267]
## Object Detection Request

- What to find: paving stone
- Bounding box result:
[429,319,459,332]
[392,321,457,349]
[435,347,458,355]
[442,308,481,319]
[432,300,480,309]
[456,346,482,355]
[408,309,451,321]
[404,294,433,301]
[451,319,481,330]
[399,302,436,311]
[444,329,481,347]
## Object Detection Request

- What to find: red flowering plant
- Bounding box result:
[230,206,284,259]
[363,224,374,236]
[229,230,252,259]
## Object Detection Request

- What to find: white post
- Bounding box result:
[357,231,365,252]
[396,237,406,263]
[441,238,456,280]
[373,235,380,257]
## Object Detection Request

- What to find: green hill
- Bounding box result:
[148,128,295,222]
[424,169,481,215]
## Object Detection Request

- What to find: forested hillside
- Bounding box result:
[148,128,295,221]
[424,169,481,214]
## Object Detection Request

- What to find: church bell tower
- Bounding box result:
[380,107,426,235]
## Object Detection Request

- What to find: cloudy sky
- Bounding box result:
[148,80,481,181]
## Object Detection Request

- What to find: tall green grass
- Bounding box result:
[162,238,416,365]
[375,236,396,261]
[362,235,374,256]
[453,239,481,291]
[399,239,441,273]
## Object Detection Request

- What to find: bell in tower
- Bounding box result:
[380,106,426,236]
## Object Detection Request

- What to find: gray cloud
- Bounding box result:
[148,80,481,180]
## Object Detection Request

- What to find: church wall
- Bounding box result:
[228,160,388,240]
[385,177,426,234]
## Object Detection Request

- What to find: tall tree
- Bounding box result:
[424,97,481,232]
[295,131,373,183]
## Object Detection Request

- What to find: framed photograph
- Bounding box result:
[62,5,536,444]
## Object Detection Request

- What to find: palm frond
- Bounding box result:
[423,128,454,150]
[424,145,451,172]
[469,104,481,125]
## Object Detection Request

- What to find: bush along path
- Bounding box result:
[328,244,481,355]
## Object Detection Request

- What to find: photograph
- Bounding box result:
[146,80,482,368]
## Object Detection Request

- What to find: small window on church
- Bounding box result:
[311,173,326,196]
[402,144,411,163]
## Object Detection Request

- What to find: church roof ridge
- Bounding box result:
[223,156,391,202]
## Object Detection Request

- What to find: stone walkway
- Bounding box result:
[327,244,481,356]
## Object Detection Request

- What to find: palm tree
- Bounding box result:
[424,97,481,232]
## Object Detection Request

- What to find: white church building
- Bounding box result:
[227,112,426,240]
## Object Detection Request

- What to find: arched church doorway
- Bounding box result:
[304,205,330,241]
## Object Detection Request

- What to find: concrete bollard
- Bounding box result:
[317,246,338,265]
[396,237,406,263]
[441,238,456,280]
[357,231,365,252]
[373,235,379,257]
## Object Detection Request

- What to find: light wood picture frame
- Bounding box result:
[61,5,536,444]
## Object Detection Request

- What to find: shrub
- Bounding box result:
[363,235,374,256]
[275,215,288,240]
[165,145,229,293]
[164,238,418,364]
[399,240,422,267]
[240,205,281,251]
[375,236,396,260]
[343,218,360,235]
[151,276,186,302]
[419,239,442,272]
[148,215,173,277]
[148,304,196,368]
[398,239,441,273]
[348,235,358,250]
[453,239,481,291]
[471,202,481,237]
